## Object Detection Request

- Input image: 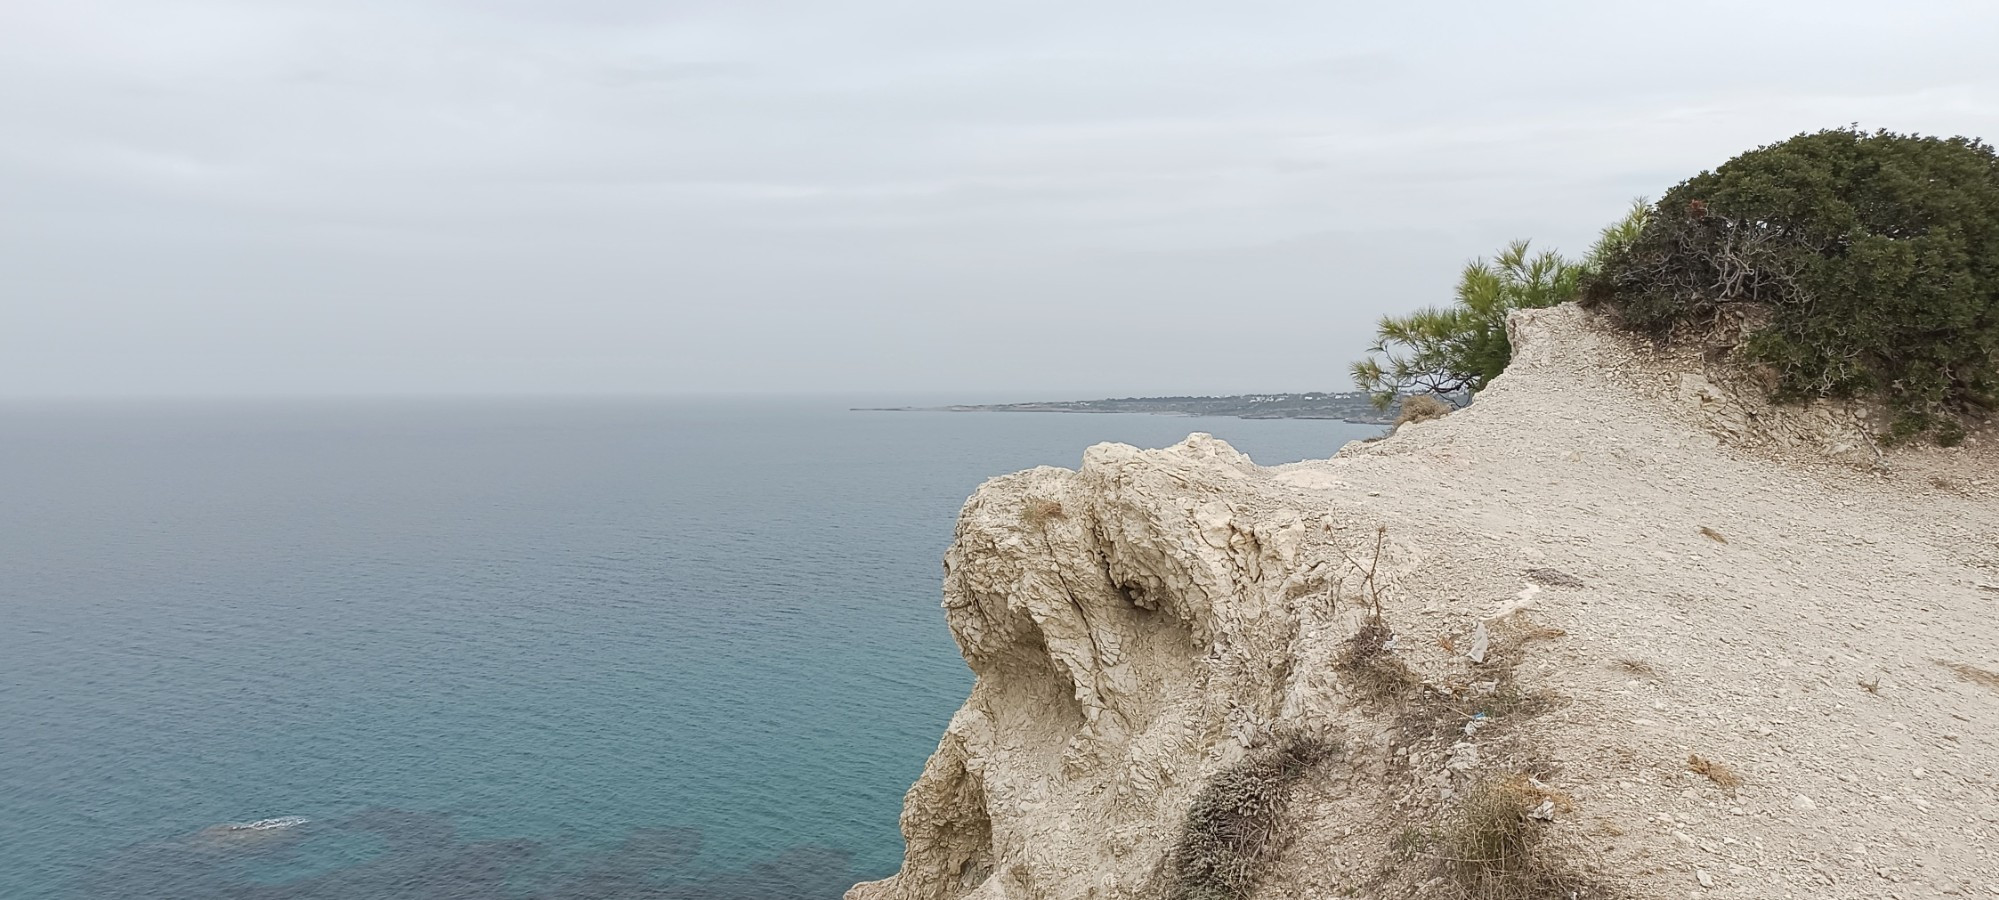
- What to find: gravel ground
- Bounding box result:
[1275,304,1999,899]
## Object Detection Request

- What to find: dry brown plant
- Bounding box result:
[1937,659,1999,693]
[1687,754,1743,791]
[1395,393,1453,426]
[1433,775,1602,899]
[1020,498,1065,526]
[1614,658,1658,677]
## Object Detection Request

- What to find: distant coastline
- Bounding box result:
[854,392,1397,425]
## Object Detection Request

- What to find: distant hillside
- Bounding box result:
[858,392,1422,425]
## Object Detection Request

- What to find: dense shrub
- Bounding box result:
[1165,733,1339,900]
[1586,128,1999,442]
[1437,775,1594,899]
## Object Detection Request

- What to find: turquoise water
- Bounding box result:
[0,398,1380,898]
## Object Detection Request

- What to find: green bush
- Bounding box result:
[1351,204,1648,409]
[1586,128,1999,442]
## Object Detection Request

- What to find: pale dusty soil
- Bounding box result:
[853,305,1999,900]
[1269,306,1999,899]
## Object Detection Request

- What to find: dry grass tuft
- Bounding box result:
[1434,775,1599,899]
[1463,681,1559,720]
[1687,754,1743,791]
[1472,615,1567,674]
[1340,620,1419,702]
[1166,733,1342,900]
[1405,616,1568,742]
[1020,498,1065,526]
[1394,393,1454,426]
[1507,623,1569,647]
[1613,658,1658,677]
[1937,659,1999,693]
[1381,612,1599,896]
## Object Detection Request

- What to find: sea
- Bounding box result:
[0,397,1381,899]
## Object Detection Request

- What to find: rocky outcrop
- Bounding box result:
[852,438,1354,900]
[852,305,1999,900]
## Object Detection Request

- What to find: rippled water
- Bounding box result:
[0,398,1380,898]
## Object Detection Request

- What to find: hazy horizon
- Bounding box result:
[0,388,1380,403]
[6,1,1997,399]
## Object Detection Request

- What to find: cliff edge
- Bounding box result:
[851,304,1999,900]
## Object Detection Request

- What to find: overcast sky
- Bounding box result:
[4,1,1996,398]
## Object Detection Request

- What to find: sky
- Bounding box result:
[4,1,1997,399]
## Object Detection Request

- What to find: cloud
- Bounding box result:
[3,0,1997,396]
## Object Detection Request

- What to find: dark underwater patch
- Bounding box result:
[76,808,869,900]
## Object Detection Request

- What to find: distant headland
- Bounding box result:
[854,392,1398,425]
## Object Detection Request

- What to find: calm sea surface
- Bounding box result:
[0,397,1380,899]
